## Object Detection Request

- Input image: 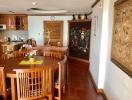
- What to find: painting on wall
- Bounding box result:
[44,21,63,46]
[69,20,91,60]
[111,0,132,77]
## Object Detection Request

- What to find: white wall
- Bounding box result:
[89,0,103,87]
[90,0,132,100]
[28,16,72,46]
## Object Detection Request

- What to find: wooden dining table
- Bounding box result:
[0,56,62,100]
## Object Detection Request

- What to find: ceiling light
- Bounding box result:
[32,1,37,6]
[27,8,67,14]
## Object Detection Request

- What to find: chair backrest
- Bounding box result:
[14,67,53,100]
[0,67,7,98]
[43,50,63,59]
[52,52,63,59]
[58,55,67,86]
[13,50,30,57]
[43,50,53,57]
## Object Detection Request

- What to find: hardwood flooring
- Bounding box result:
[62,59,105,100]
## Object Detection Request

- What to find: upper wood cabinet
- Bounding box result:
[0,14,28,30]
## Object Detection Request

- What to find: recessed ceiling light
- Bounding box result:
[27,8,68,14]
[32,1,37,6]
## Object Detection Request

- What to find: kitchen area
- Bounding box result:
[0,14,28,57]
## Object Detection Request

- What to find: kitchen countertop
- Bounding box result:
[2,42,25,46]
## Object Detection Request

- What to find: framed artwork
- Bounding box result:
[44,21,63,46]
[69,20,91,60]
[111,0,132,77]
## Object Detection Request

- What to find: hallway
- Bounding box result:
[62,59,105,100]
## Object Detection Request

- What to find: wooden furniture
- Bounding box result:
[0,42,3,57]
[0,56,62,100]
[68,20,91,60]
[14,67,53,100]
[43,46,68,56]
[54,55,67,100]
[52,52,63,59]
[0,67,7,100]
[0,14,28,30]
[43,51,53,57]
[44,21,63,46]
[13,50,30,57]
[43,50,63,59]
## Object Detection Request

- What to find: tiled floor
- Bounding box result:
[62,59,105,100]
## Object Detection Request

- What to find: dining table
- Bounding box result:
[0,56,62,100]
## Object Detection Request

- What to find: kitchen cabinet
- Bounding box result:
[15,15,28,30]
[0,14,28,30]
[7,15,16,30]
[0,16,5,24]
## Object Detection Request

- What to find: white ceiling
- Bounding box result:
[0,0,96,15]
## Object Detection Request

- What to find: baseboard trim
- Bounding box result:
[68,56,89,63]
[89,71,108,100]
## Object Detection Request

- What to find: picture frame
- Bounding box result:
[69,20,91,60]
[111,0,132,77]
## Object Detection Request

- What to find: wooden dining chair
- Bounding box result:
[0,67,7,100]
[13,50,30,57]
[54,55,67,100]
[43,50,63,59]
[14,67,53,100]
[43,51,53,57]
[52,52,63,59]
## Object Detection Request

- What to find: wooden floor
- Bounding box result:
[61,59,105,100]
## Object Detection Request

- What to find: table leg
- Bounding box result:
[11,77,16,100]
